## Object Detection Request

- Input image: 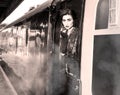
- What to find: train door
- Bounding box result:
[46,0,85,95]
[81,0,120,95]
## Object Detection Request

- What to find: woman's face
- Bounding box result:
[62,14,74,30]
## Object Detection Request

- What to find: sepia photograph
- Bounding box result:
[2,0,119,95]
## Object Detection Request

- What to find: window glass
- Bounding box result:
[95,0,109,29]
[92,35,120,95]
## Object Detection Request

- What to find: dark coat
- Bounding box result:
[60,27,80,59]
[60,27,80,95]
[47,27,81,95]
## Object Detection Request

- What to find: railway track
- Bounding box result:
[0,59,30,95]
[0,62,18,95]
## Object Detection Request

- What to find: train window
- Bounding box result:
[95,0,109,29]
[95,0,120,29]
[81,0,120,95]
[93,0,120,95]
[92,35,116,95]
[49,2,82,95]
[108,0,118,26]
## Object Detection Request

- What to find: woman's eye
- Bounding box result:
[62,19,66,22]
[68,19,71,21]
[68,19,72,21]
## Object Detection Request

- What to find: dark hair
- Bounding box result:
[60,8,77,26]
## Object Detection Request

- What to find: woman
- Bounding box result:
[59,8,81,95]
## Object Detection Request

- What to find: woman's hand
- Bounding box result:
[72,46,76,54]
[60,29,68,38]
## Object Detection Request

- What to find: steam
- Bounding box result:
[46,45,68,95]
[1,51,48,95]
[1,44,79,95]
